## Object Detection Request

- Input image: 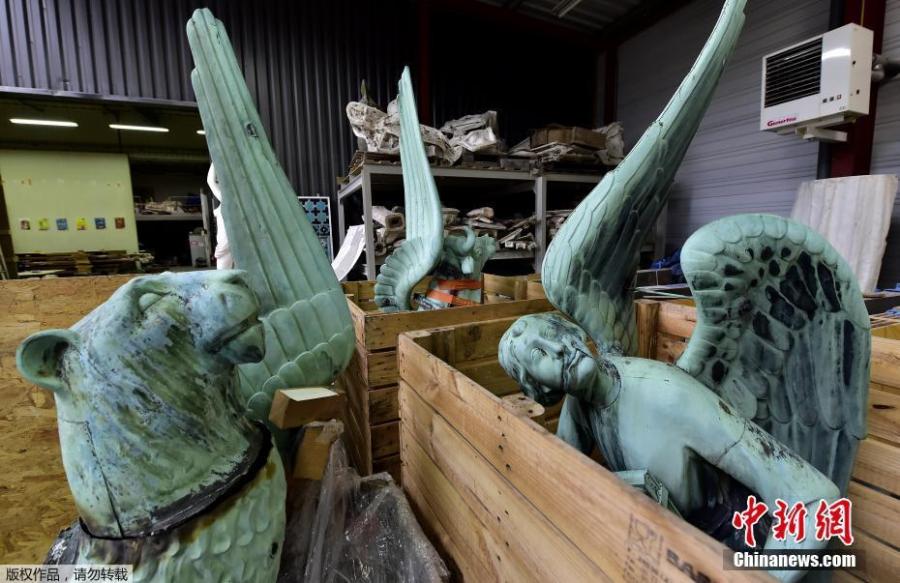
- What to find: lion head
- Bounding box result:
[17,270,268,538]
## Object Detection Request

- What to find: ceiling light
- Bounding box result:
[196,129,206,135]
[109,123,169,133]
[10,118,78,127]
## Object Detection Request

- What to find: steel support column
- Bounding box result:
[829,0,888,177]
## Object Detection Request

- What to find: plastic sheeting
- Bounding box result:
[791,174,898,293]
[279,440,448,583]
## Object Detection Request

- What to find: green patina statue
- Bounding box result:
[374,69,497,312]
[188,9,355,425]
[416,227,497,309]
[14,9,361,580]
[498,1,869,581]
[17,271,286,581]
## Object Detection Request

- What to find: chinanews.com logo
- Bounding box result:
[725,496,861,573]
[766,115,798,128]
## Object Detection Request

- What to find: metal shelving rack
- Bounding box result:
[336,163,605,279]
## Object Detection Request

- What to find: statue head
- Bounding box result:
[438,226,497,278]
[498,313,599,406]
[16,270,267,538]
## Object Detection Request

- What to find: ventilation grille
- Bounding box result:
[764,38,823,107]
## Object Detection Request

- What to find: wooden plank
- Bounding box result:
[635,300,660,359]
[401,432,520,582]
[526,280,545,299]
[868,387,900,445]
[347,299,369,348]
[397,330,768,583]
[341,368,371,475]
[483,273,528,300]
[359,298,553,351]
[454,356,521,396]
[365,349,397,387]
[872,336,900,389]
[501,393,545,420]
[852,438,900,496]
[656,332,687,363]
[268,387,343,430]
[847,480,900,548]
[872,322,900,340]
[656,302,697,340]
[340,344,372,473]
[401,388,611,581]
[372,453,402,484]
[371,420,400,459]
[292,421,342,480]
[846,529,900,583]
[369,385,399,425]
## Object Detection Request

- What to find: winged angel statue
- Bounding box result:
[498,1,868,580]
[373,69,497,312]
[188,10,355,426]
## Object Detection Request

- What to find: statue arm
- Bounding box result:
[683,395,839,581]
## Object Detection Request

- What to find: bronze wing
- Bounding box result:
[677,215,869,494]
[188,9,355,421]
[542,0,747,355]
[373,68,445,312]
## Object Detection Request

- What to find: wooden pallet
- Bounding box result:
[398,308,900,582]
[338,276,554,478]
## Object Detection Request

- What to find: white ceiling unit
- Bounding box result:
[760,23,874,142]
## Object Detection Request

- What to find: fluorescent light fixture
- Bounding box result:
[10,118,78,127]
[196,129,206,135]
[109,123,169,133]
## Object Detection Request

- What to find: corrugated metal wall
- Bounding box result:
[871,0,900,288]
[0,0,413,198]
[617,0,828,250]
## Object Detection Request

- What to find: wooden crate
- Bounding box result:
[482,273,543,302]
[0,275,136,562]
[398,310,900,581]
[398,309,900,582]
[338,279,553,476]
[397,319,767,582]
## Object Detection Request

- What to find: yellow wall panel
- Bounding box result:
[0,150,138,254]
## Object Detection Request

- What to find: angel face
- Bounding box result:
[499,313,598,406]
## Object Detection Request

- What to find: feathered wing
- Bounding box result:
[677,215,869,494]
[187,9,354,420]
[542,0,746,355]
[374,68,444,312]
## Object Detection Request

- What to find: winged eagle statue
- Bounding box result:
[374,68,497,312]
[498,1,869,581]
[188,9,355,425]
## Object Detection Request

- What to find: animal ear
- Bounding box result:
[16,329,79,393]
